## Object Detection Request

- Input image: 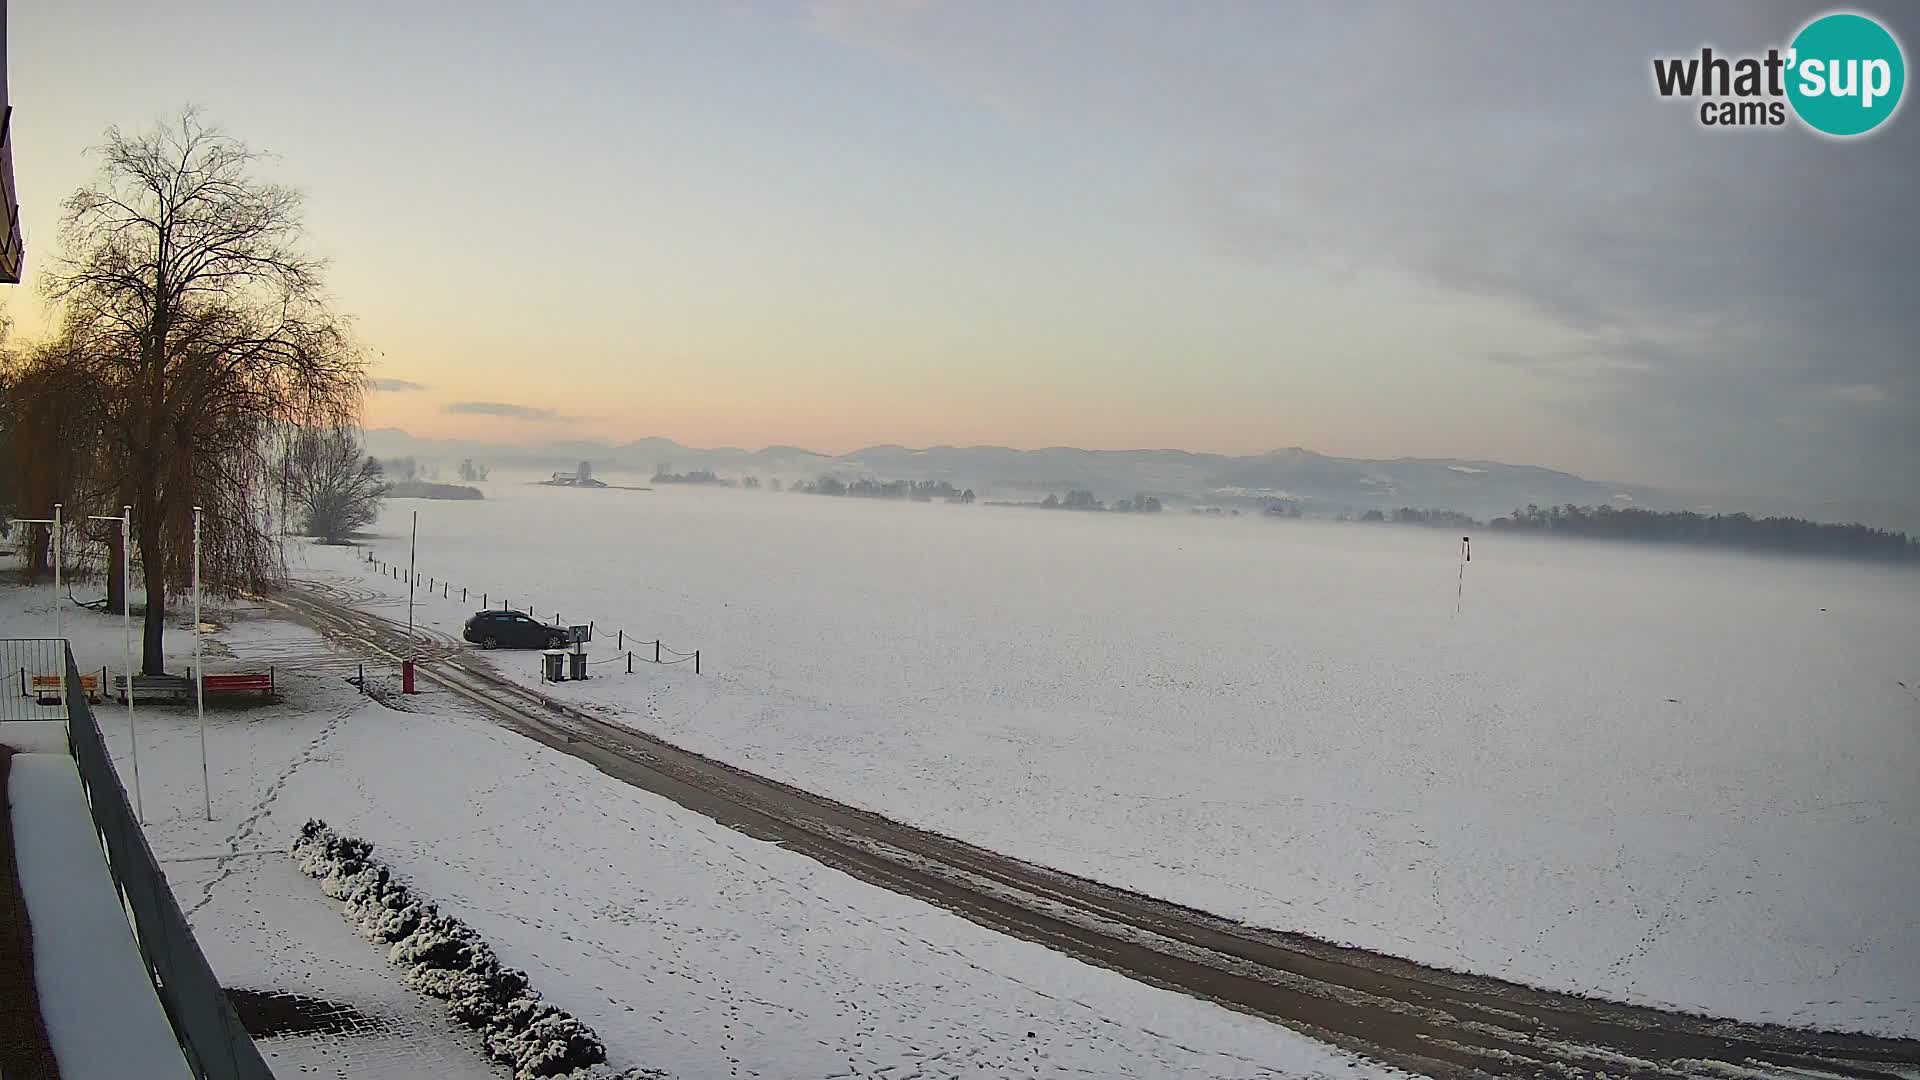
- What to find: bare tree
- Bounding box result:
[1,335,117,589]
[283,427,386,543]
[42,109,366,673]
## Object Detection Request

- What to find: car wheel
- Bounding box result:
[481,636,498,649]
[548,635,565,649]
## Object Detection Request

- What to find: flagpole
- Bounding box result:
[195,506,210,821]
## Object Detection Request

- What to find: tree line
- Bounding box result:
[1488,503,1918,561]
[1359,507,1478,527]
[0,110,384,673]
[790,475,975,502]
[652,464,726,485]
[992,489,1162,512]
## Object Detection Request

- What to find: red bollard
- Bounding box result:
[402,659,416,695]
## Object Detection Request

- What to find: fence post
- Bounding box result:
[359,663,365,693]
[428,576,433,590]
[462,587,468,602]
[443,582,448,598]
[616,629,622,650]
[695,650,701,675]
[627,652,632,674]
[654,640,661,664]
[483,592,488,608]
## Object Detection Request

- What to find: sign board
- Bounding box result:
[568,624,592,644]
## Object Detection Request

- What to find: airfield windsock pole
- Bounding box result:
[405,510,418,694]
[1455,536,1471,616]
[194,507,210,821]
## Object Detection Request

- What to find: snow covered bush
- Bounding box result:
[292,820,632,1079]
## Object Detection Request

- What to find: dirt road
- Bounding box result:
[275,582,1920,1079]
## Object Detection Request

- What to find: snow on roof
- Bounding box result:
[8,754,194,1080]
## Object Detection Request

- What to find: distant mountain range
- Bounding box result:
[362,428,1920,534]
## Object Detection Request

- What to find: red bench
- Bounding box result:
[202,670,276,700]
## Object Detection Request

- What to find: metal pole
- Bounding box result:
[121,508,140,823]
[195,507,210,821]
[406,510,418,691]
[53,504,63,645]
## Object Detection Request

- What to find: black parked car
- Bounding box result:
[463,609,570,650]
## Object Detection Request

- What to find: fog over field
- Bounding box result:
[323,481,1920,1035]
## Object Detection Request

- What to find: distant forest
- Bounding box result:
[1485,504,1918,562]
[1358,507,1476,528]
[989,490,1164,513]
[653,467,727,485]
[382,480,484,501]
[791,476,975,502]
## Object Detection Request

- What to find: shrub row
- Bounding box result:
[292,820,662,1080]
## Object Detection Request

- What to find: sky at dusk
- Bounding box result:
[8,1,1916,501]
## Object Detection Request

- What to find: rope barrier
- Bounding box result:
[358,549,705,674]
[625,654,693,666]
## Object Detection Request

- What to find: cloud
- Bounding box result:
[808,1,1920,503]
[1826,384,1894,406]
[444,401,571,422]
[370,378,429,392]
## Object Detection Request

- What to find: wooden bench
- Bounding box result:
[203,671,276,701]
[115,675,194,704]
[29,674,102,705]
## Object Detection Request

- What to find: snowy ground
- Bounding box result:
[1,577,1399,1079]
[306,483,1919,1036]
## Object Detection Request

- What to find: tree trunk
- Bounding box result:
[105,528,127,615]
[26,529,50,581]
[137,509,167,675]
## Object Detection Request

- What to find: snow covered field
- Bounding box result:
[0,579,1397,1079]
[311,482,1919,1036]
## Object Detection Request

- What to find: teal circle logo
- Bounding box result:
[1786,12,1905,137]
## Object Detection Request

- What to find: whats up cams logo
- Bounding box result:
[1652,10,1906,137]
